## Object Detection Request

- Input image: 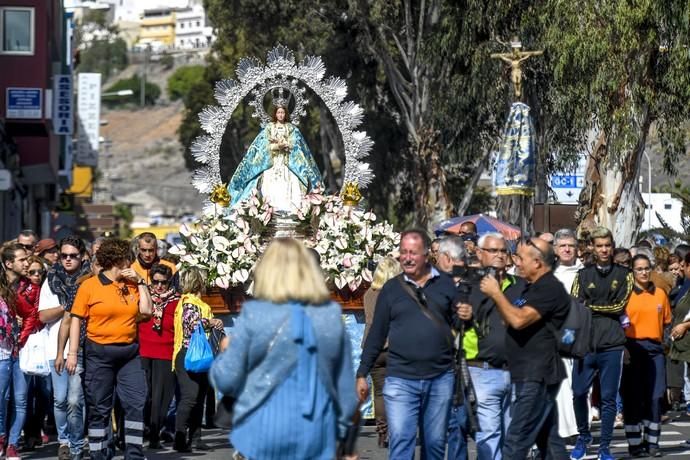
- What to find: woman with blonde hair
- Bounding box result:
[362,256,401,448]
[172,267,224,453]
[210,238,357,460]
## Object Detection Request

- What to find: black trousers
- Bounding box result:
[84,340,146,460]
[141,357,176,443]
[174,348,209,440]
[622,339,666,449]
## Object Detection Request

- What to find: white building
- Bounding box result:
[640,192,684,233]
[175,4,211,49]
[102,0,190,23]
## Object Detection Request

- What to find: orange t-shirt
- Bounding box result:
[131,258,177,284]
[71,273,140,345]
[625,284,671,342]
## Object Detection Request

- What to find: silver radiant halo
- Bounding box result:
[190,44,375,208]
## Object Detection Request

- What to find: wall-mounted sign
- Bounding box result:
[53,75,73,135]
[75,73,101,167]
[6,88,42,119]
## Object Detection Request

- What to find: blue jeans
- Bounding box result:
[447,403,469,460]
[384,370,454,460]
[503,381,568,459]
[469,366,512,460]
[0,357,28,445]
[572,349,623,450]
[50,359,85,455]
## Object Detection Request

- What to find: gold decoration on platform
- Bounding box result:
[341,182,362,206]
[209,184,231,207]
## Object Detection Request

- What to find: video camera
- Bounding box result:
[451,266,497,303]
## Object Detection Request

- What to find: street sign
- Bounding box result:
[53,75,73,135]
[550,154,588,204]
[6,88,42,119]
[75,73,101,166]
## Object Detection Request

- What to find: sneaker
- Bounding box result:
[570,436,592,460]
[597,448,616,460]
[648,446,662,457]
[628,445,648,458]
[6,444,20,460]
[58,443,70,460]
[614,413,624,428]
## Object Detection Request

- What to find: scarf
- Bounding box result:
[150,288,179,334]
[172,293,213,371]
[47,260,92,309]
[137,254,160,270]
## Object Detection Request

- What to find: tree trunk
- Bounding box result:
[576,108,651,247]
[413,127,453,230]
[456,147,493,216]
[496,195,534,236]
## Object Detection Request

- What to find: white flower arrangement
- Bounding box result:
[303,191,400,292]
[169,190,272,289]
[171,188,399,293]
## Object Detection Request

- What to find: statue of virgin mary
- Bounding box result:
[227,92,322,212]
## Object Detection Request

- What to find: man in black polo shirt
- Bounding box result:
[357,229,460,460]
[457,232,526,460]
[479,237,570,459]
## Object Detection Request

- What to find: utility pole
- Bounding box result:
[140,45,149,107]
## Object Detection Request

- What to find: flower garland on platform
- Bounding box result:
[171,188,399,293]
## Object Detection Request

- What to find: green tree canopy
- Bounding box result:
[167,65,206,101]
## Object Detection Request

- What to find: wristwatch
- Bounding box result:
[137,279,147,286]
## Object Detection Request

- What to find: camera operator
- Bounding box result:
[435,236,471,460]
[456,232,526,460]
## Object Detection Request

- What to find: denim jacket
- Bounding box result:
[209,300,357,437]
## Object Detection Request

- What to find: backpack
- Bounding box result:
[547,296,592,359]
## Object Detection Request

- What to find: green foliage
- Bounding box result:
[77,37,128,80]
[178,0,690,228]
[113,203,133,238]
[167,65,205,101]
[159,53,175,70]
[103,76,161,107]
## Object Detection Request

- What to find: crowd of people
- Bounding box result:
[0,230,224,460]
[3,222,690,460]
[357,223,690,460]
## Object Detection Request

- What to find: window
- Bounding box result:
[1,7,34,54]
[180,22,184,29]
[196,21,200,27]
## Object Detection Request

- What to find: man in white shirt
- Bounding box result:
[38,236,91,460]
[552,228,583,440]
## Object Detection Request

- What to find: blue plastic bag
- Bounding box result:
[185,323,214,372]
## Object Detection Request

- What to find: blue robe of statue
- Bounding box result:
[228,122,323,208]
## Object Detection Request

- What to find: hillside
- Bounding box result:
[100,100,203,219]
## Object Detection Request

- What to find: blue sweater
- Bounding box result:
[209,300,357,458]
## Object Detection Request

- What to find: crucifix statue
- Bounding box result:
[491,38,543,99]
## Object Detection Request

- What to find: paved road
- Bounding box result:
[20,413,690,459]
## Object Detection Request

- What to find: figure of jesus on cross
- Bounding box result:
[491,38,543,99]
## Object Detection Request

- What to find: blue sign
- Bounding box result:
[53,75,73,135]
[551,175,582,188]
[6,88,42,119]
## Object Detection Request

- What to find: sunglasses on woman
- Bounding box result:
[151,279,169,286]
[28,269,45,276]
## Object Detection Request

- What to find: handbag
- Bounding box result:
[184,323,214,373]
[19,328,51,376]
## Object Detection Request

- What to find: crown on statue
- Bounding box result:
[272,87,290,108]
[341,182,362,207]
